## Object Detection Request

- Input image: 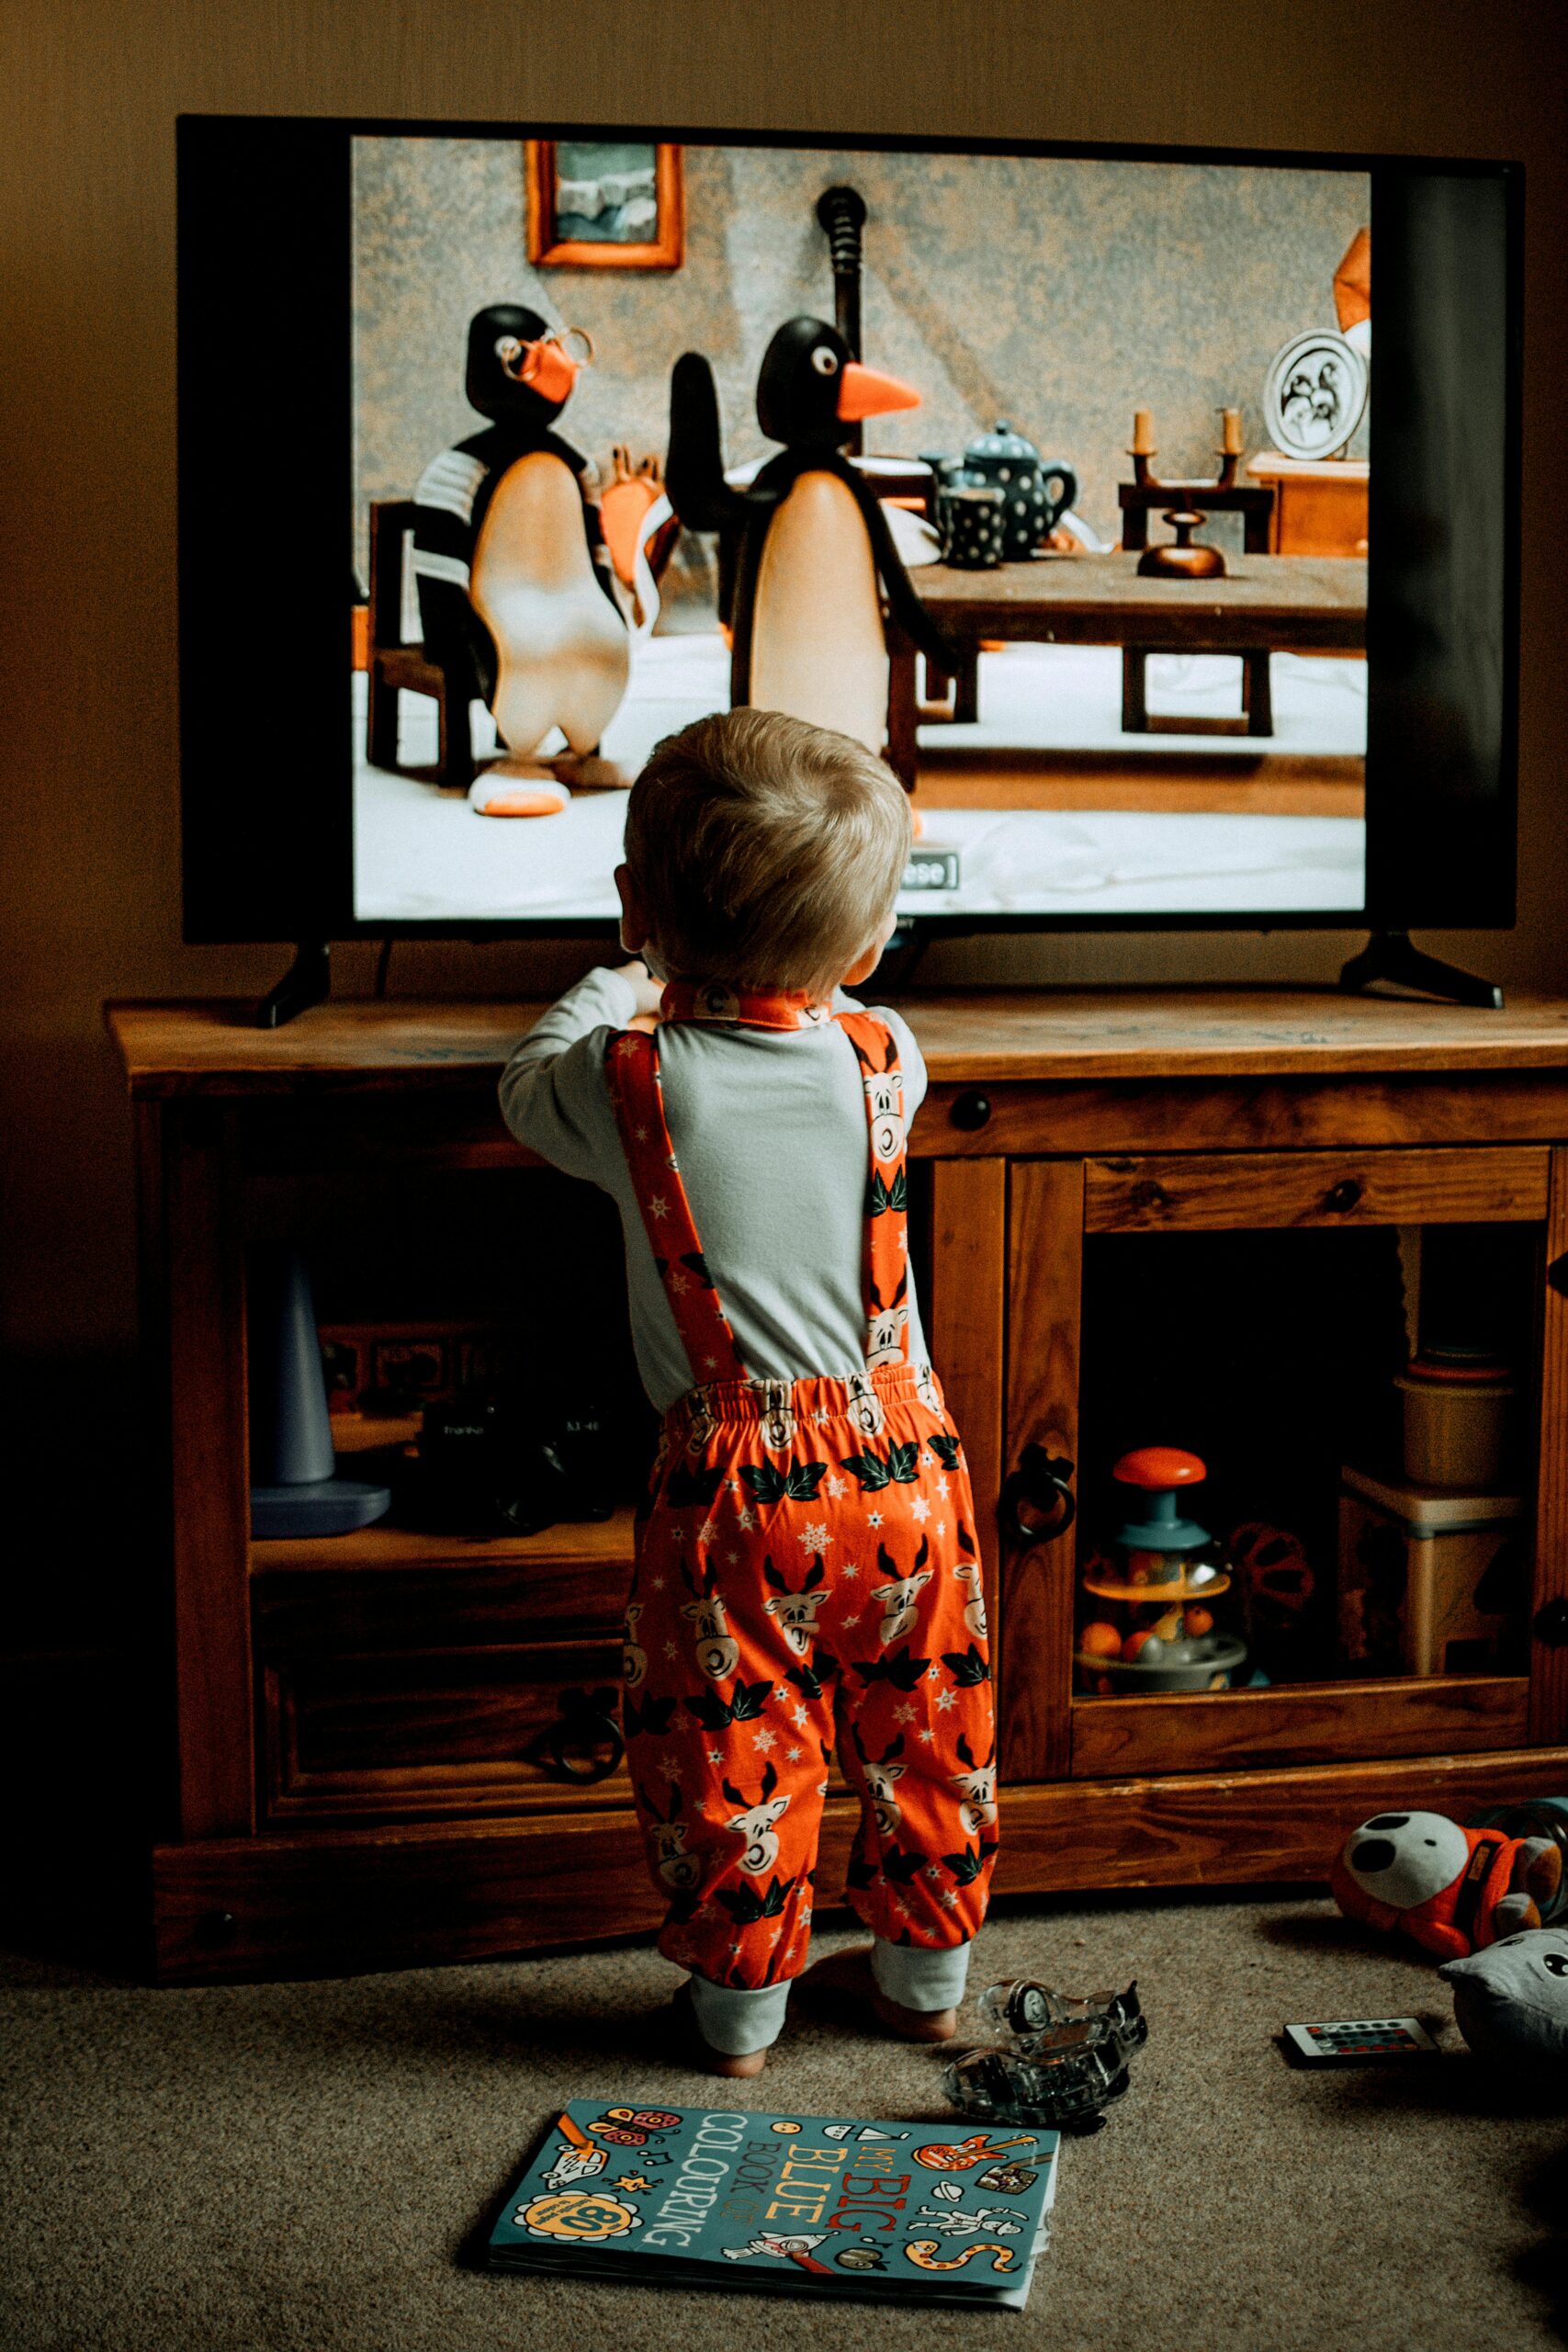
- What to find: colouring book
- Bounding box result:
[488,2101,1059,2309]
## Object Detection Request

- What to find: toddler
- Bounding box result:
[500,708,997,2075]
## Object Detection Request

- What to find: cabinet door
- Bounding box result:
[1062,1145,1545,1781]
[997,1159,1084,1782]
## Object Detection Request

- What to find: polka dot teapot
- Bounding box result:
[925,422,1079,561]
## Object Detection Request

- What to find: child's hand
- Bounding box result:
[615,960,666,1027]
[615,959,665,1014]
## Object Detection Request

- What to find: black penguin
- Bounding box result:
[665,317,955,755]
[412,305,626,811]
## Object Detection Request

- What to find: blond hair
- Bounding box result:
[623,709,912,998]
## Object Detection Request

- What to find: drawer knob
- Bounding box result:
[951,1090,992,1132]
[525,1685,625,1784]
[998,1444,1077,1547]
[1323,1178,1363,1215]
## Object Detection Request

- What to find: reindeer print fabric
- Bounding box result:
[608,1009,998,1994]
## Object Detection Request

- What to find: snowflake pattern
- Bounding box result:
[609,1008,994,1988]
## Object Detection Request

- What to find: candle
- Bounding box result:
[1220,407,1243,456]
[1132,409,1155,456]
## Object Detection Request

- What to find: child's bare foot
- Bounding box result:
[669,1984,770,2078]
[797,1946,959,2042]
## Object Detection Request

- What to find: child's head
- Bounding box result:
[617,708,912,999]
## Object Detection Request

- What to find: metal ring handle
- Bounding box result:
[998,1444,1077,1548]
[525,1686,625,1784]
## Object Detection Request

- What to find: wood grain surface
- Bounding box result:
[1531,1145,1568,1744]
[912,551,1366,651]
[252,1510,637,1579]
[1071,1675,1529,1779]
[107,992,1568,1097]
[163,1105,254,1839]
[999,1158,1082,1782]
[151,1742,1568,1983]
[1083,1146,1550,1231]
[928,1158,1007,1642]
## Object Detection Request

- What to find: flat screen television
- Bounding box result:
[175,117,1521,1008]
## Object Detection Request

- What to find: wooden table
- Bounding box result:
[109,991,1568,1983]
[888,550,1368,779]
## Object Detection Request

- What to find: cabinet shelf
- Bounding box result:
[250,1508,637,1577]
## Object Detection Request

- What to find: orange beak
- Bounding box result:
[516,337,580,403]
[837,361,921,423]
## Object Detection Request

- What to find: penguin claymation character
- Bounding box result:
[412,304,627,817]
[665,317,955,757]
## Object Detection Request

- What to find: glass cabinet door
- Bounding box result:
[998,1147,1568,1784]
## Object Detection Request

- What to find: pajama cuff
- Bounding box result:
[872,1937,973,2013]
[687,1974,792,2055]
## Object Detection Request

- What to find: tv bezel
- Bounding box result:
[176,114,1523,948]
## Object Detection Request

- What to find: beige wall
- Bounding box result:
[2,0,1565,1385]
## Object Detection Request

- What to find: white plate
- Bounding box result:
[1264,329,1369,461]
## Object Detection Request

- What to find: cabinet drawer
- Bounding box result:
[261,1636,629,1824]
[253,1550,634,1656]
[1084,1147,1548,1233]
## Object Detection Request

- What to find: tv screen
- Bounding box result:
[176,119,1520,946]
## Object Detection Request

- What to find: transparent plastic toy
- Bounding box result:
[944,1981,1148,2132]
[978,1977,1147,2045]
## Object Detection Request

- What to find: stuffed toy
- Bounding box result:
[1331,1808,1563,1961]
[1440,1928,1568,2073]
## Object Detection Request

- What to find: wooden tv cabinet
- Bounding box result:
[108,990,1568,1984]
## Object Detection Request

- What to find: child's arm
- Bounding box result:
[499,963,661,1182]
[838,993,929,1124]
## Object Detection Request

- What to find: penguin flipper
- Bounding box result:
[860,480,962,675]
[666,353,750,535]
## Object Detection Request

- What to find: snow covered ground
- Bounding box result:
[351,635,1366,922]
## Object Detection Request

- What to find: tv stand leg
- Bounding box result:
[1338,931,1503,1010]
[256,943,332,1029]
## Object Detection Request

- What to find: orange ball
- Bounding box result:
[1122,1628,1156,1660]
[1185,1606,1214,1637]
[1080,1622,1122,1658]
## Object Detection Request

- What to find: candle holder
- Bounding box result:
[1119,409,1275,556]
[1136,507,1227,581]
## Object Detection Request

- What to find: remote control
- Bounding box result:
[1281,2017,1441,2064]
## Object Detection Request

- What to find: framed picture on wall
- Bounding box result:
[525,141,683,269]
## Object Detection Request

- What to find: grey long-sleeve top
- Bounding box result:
[498,967,930,1413]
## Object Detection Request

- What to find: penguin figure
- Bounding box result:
[665,317,955,757]
[412,305,627,816]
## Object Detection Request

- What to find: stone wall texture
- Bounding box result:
[354,135,1370,571]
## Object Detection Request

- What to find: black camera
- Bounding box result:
[397,1393,617,1537]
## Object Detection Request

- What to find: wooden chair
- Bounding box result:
[365,500,479,790]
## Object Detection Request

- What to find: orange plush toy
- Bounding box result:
[1332,1810,1563,1961]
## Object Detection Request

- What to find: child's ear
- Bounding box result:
[840,910,899,989]
[615,864,645,954]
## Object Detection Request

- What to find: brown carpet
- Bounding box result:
[3,1893,1564,2352]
